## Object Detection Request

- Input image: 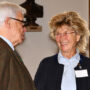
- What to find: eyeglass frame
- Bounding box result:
[9,17,29,27]
[55,31,76,37]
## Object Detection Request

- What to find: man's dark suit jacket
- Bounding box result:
[0,38,35,90]
[34,54,90,90]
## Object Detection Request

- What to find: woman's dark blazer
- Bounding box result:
[34,54,90,90]
[0,38,35,90]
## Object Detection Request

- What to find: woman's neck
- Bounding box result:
[61,49,76,59]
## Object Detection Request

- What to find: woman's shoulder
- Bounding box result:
[80,54,90,60]
[40,54,58,64]
[80,54,90,64]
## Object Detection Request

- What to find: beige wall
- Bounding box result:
[0,0,89,79]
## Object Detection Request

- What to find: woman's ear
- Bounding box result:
[4,17,11,29]
[76,34,80,42]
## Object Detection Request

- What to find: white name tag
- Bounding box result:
[75,69,88,78]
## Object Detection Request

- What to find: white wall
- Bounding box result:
[0,0,89,79]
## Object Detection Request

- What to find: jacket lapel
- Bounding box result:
[75,55,89,90]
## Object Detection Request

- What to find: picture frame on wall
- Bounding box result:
[20,0,43,32]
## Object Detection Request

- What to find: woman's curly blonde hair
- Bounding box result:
[49,11,90,54]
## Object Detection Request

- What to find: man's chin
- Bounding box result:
[20,40,24,44]
[18,40,24,45]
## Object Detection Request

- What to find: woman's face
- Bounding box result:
[55,25,80,54]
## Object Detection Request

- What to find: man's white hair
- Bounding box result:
[0,1,26,24]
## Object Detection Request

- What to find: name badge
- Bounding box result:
[75,69,88,78]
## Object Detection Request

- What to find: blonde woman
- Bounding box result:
[34,11,90,90]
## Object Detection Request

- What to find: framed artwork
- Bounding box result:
[20,0,43,32]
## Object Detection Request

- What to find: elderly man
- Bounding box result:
[0,1,35,90]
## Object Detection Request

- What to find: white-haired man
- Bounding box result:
[0,1,35,90]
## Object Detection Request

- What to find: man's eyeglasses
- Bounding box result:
[55,31,76,37]
[9,17,29,27]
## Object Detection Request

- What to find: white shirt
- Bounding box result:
[58,50,80,90]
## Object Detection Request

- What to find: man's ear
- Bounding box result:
[4,17,11,29]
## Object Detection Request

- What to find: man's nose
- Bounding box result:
[23,27,26,32]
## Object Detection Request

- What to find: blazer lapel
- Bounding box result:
[75,55,89,90]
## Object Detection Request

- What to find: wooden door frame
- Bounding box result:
[88,0,90,57]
